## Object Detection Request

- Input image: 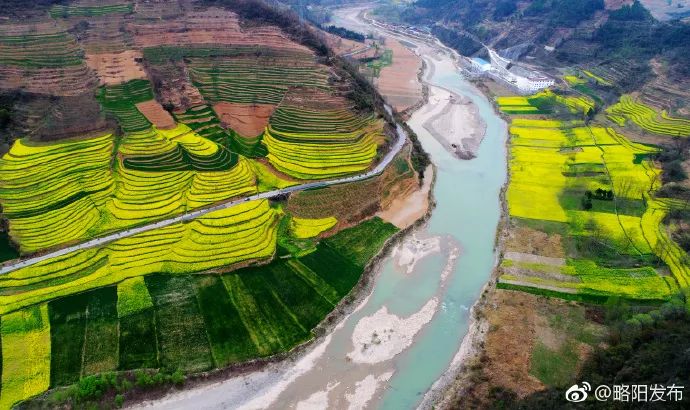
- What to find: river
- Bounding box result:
[135,6,507,410]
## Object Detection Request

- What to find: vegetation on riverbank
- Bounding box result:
[0,0,429,406]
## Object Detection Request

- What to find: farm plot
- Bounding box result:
[0,134,115,253]
[607,94,690,136]
[0,199,279,315]
[50,3,133,18]
[496,96,543,114]
[188,50,331,105]
[263,91,384,179]
[130,9,312,53]
[502,115,677,302]
[0,217,397,403]
[96,79,154,133]
[119,123,238,172]
[497,91,595,116]
[0,128,256,252]
[0,305,51,409]
[290,216,338,239]
[0,22,96,96]
[175,105,268,158]
[0,25,83,68]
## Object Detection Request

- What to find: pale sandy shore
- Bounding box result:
[421,86,487,159]
[377,164,433,229]
[348,298,439,364]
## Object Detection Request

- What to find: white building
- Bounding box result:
[514,76,555,93]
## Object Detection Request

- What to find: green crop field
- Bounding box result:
[0,217,397,407]
[607,95,690,137]
[50,3,134,18]
[0,29,83,68]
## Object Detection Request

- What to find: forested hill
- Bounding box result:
[399,0,690,92]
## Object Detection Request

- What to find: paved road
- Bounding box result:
[0,123,407,275]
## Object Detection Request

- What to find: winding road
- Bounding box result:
[0,123,407,275]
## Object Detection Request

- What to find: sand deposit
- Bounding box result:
[348,298,438,364]
[394,234,441,274]
[294,382,339,410]
[421,86,487,159]
[378,164,433,229]
[345,372,394,410]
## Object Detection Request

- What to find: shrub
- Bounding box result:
[662,160,687,183]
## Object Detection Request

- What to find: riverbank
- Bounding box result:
[420,85,486,159]
[130,174,438,409]
[336,7,508,409]
[132,5,507,408]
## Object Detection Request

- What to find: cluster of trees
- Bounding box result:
[322,25,365,42]
[657,138,690,184]
[593,1,690,81]
[0,0,65,17]
[488,295,690,408]
[581,188,613,210]
[431,26,483,56]
[524,0,605,27]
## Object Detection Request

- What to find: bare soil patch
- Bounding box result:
[378,164,432,229]
[322,31,368,56]
[505,225,565,258]
[376,37,424,113]
[135,100,176,129]
[287,147,417,229]
[85,50,147,85]
[129,9,311,53]
[451,290,606,408]
[213,102,275,137]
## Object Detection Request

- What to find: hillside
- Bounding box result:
[0,0,431,407]
[397,0,690,109]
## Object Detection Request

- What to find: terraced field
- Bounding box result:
[0,4,410,407]
[501,114,682,302]
[264,91,384,179]
[0,22,96,96]
[188,49,331,105]
[607,94,690,136]
[0,124,256,253]
[50,3,134,18]
[0,216,397,408]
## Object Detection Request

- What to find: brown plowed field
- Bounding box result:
[377,38,423,113]
[136,100,176,129]
[85,50,147,85]
[323,31,369,56]
[129,9,311,53]
[0,65,97,96]
[213,102,275,137]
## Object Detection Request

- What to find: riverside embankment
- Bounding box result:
[134,5,508,409]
